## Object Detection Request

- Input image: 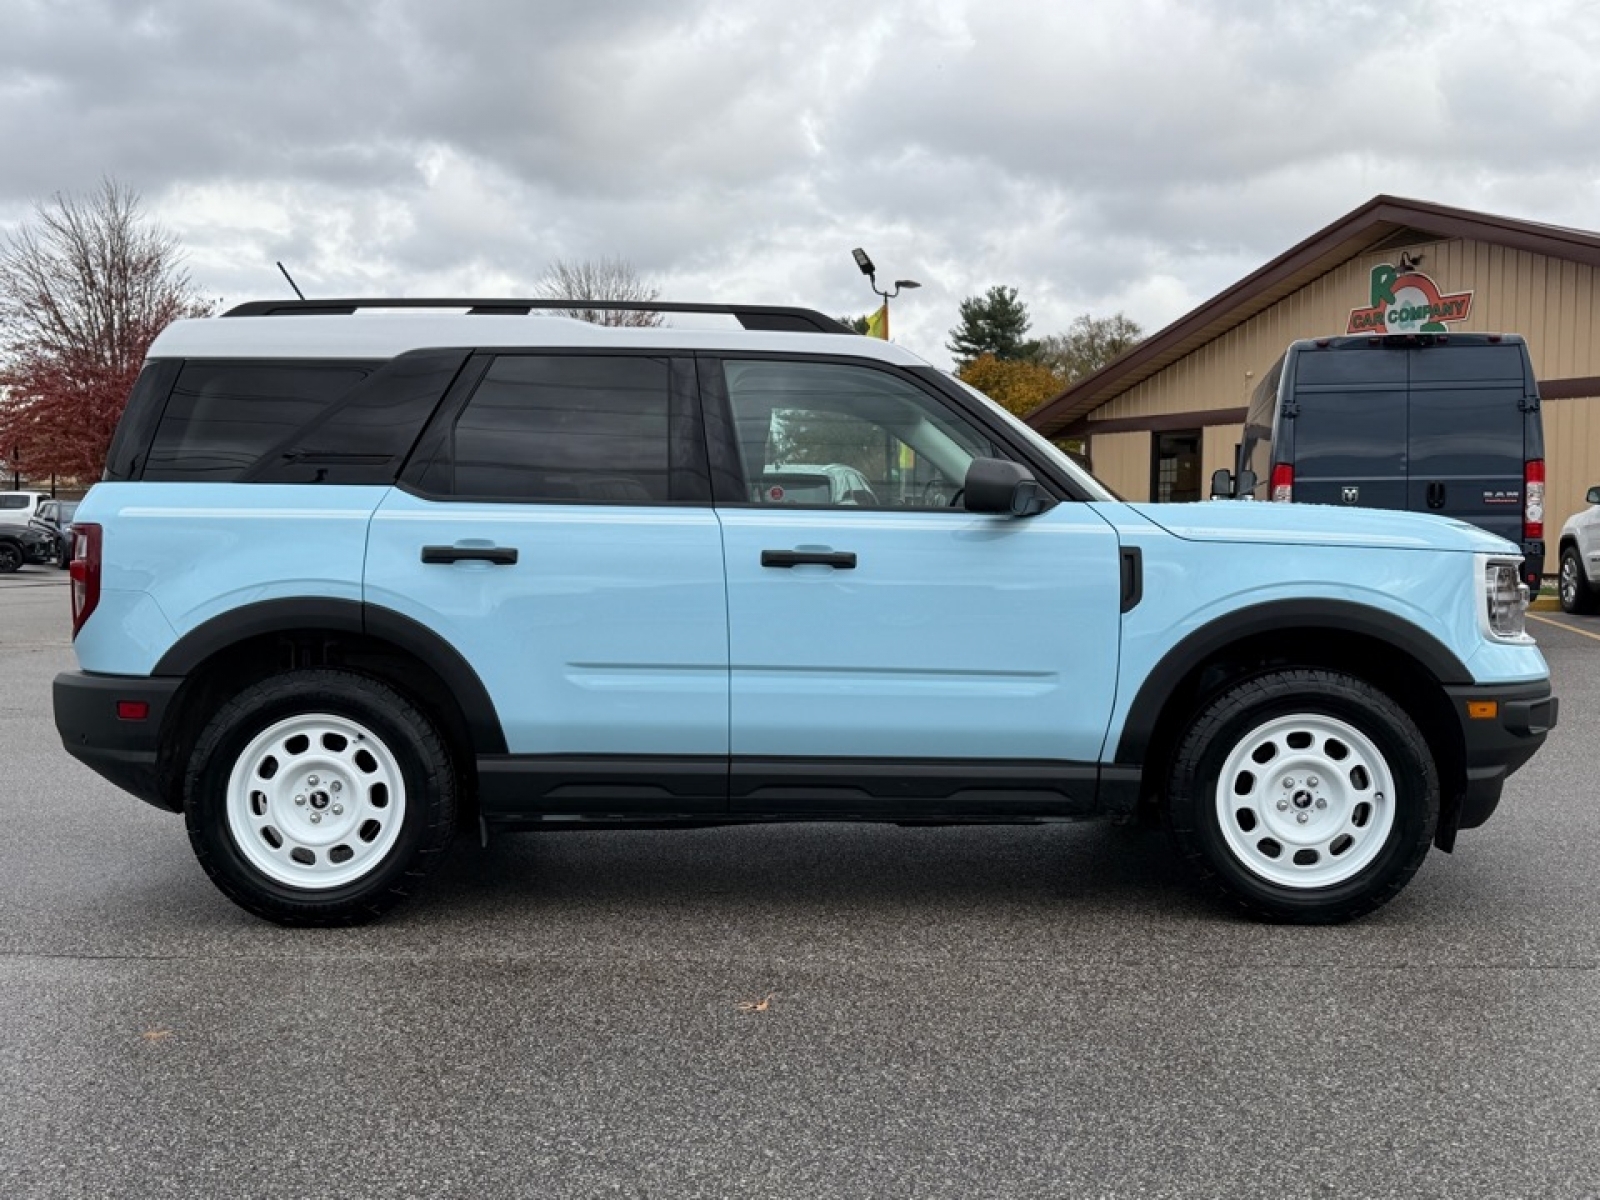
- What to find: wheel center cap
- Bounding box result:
[309,790,330,810]
[1291,789,1314,810]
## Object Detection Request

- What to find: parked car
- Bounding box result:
[0,490,50,529]
[0,522,60,573]
[29,499,78,568]
[757,463,880,506]
[53,298,1557,927]
[1557,485,1600,614]
[1213,333,1546,592]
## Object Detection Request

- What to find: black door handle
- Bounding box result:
[421,545,519,565]
[1427,481,1446,509]
[761,550,857,569]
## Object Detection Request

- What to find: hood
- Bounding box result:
[1124,501,1519,555]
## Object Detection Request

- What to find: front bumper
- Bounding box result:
[54,671,183,812]
[1439,679,1557,846]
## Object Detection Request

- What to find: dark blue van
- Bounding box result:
[1224,333,1545,590]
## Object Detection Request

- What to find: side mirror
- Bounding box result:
[1587,486,1600,506]
[1209,468,1258,501]
[963,457,1053,517]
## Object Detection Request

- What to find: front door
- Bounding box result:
[706,357,1123,815]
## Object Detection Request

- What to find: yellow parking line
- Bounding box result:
[1528,612,1600,644]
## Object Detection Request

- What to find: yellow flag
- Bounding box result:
[864,303,888,339]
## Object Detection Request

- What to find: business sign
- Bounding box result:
[1347,262,1473,334]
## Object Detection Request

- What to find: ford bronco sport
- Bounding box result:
[54,299,1558,925]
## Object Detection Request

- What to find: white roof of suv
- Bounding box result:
[146,301,929,367]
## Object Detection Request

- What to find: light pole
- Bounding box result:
[851,247,920,337]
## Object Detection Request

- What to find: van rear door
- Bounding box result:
[1405,342,1527,545]
[1287,342,1408,511]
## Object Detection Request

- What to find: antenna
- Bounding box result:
[276,261,306,301]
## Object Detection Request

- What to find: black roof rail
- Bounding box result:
[221,298,856,334]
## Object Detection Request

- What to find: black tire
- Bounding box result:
[184,669,456,926]
[0,540,21,573]
[1559,544,1599,614]
[56,538,70,569]
[1166,669,1437,924]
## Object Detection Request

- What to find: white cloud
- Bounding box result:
[2,0,1599,366]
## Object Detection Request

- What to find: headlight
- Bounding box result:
[1483,558,1529,639]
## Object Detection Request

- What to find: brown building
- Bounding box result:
[1027,195,1600,546]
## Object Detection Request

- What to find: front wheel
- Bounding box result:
[1166,669,1437,923]
[184,669,456,926]
[0,541,21,573]
[1559,545,1599,614]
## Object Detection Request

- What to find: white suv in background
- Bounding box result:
[1558,485,1600,613]
[0,491,49,528]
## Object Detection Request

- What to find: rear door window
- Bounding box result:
[413,354,676,504]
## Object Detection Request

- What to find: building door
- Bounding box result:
[1152,430,1202,502]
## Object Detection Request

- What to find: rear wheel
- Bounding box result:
[184,669,456,926]
[1559,545,1599,614]
[1166,669,1437,923]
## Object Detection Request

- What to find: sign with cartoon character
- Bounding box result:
[1347,258,1473,334]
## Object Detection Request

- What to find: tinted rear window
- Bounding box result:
[142,361,378,481]
[418,355,672,503]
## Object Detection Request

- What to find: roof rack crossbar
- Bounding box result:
[221,298,854,334]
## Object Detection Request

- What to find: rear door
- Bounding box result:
[1286,343,1408,511]
[366,351,729,816]
[1405,342,1528,543]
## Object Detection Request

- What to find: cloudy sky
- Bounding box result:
[3,0,1599,367]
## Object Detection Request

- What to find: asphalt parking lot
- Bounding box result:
[3,564,1598,1199]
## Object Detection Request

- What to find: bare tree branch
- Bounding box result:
[536,257,663,327]
[0,179,212,481]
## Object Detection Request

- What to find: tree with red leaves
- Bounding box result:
[0,180,211,485]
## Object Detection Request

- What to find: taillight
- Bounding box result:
[69,523,101,638]
[1270,463,1294,503]
[1524,460,1544,539]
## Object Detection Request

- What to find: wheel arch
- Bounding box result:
[150,598,505,814]
[1117,600,1469,842]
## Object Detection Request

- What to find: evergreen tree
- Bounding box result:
[947,285,1036,366]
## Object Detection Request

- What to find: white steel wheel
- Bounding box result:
[187,669,456,925]
[226,712,407,890]
[1213,712,1395,889]
[1166,668,1438,924]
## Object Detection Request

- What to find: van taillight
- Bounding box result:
[1270,464,1294,503]
[69,523,101,638]
[1524,460,1544,539]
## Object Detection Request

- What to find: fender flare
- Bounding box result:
[1113,598,1471,764]
[152,597,507,753]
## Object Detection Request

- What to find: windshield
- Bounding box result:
[945,375,1116,501]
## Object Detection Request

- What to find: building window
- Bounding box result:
[1152,430,1202,502]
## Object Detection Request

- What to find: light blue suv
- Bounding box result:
[54,299,1558,926]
